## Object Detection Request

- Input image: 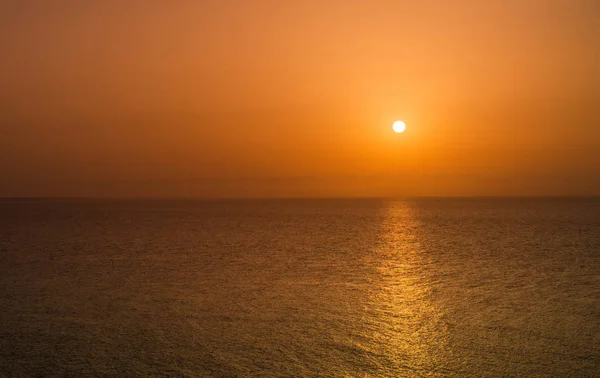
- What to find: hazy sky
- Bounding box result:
[1,0,599,197]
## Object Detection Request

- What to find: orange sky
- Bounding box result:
[1,0,599,197]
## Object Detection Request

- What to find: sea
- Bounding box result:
[0,198,598,377]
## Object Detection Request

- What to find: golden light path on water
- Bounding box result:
[363,202,450,375]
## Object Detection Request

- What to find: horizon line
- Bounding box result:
[1,195,599,201]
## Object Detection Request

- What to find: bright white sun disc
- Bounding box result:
[392,120,406,133]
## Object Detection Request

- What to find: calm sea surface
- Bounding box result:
[0,198,599,377]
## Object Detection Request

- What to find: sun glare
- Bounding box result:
[393,120,406,133]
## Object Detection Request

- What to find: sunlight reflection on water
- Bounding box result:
[363,201,449,376]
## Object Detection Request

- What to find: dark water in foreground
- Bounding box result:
[0,198,599,377]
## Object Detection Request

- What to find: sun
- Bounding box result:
[392,120,406,133]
